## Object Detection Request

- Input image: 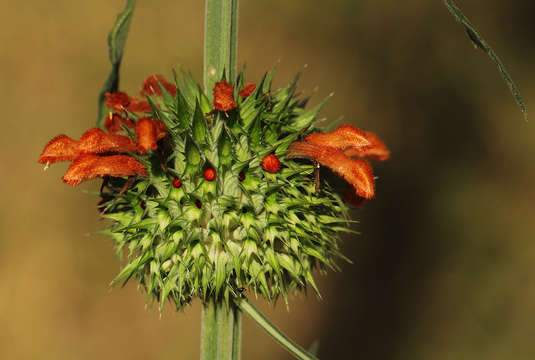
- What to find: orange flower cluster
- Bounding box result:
[213,80,256,111]
[288,125,389,202]
[38,75,173,185]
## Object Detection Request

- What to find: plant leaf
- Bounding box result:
[96,0,136,128]
[442,0,527,121]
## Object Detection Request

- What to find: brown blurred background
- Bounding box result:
[2,0,535,359]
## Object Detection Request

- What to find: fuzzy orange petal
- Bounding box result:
[104,113,135,134]
[239,82,256,98]
[153,119,168,141]
[78,128,138,155]
[213,80,237,111]
[305,125,371,151]
[288,142,375,199]
[104,92,130,111]
[136,118,157,153]
[142,74,177,97]
[126,98,152,113]
[62,154,147,186]
[38,135,79,164]
[344,131,390,161]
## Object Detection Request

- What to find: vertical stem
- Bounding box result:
[200,299,242,360]
[204,0,239,98]
[202,0,241,359]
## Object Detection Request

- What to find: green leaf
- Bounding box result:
[96,0,136,128]
[185,137,203,176]
[192,100,208,144]
[237,298,319,360]
[443,0,527,121]
[281,93,332,133]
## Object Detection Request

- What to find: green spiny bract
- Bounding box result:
[98,67,351,311]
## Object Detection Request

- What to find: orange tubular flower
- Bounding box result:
[239,82,256,98]
[213,80,237,111]
[105,92,130,111]
[343,130,390,161]
[142,75,177,97]
[38,135,79,164]
[78,128,138,155]
[305,125,370,151]
[126,98,152,113]
[136,118,157,152]
[105,113,135,134]
[288,142,375,199]
[62,154,148,186]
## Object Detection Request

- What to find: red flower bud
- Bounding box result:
[38,135,79,164]
[172,177,182,188]
[238,172,246,182]
[261,154,281,173]
[195,200,202,209]
[213,80,237,111]
[239,82,256,98]
[204,168,216,181]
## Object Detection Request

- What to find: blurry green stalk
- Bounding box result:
[200,0,241,359]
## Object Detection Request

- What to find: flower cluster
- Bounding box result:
[38,68,388,310]
[38,75,174,185]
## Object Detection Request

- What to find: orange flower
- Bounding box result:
[105,113,135,134]
[38,135,79,164]
[261,154,281,173]
[213,80,237,111]
[239,82,256,98]
[62,154,147,186]
[142,75,177,97]
[105,92,130,111]
[136,118,157,152]
[78,128,138,154]
[126,98,152,113]
[135,118,168,153]
[305,125,370,151]
[343,131,390,161]
[288,142,375,199]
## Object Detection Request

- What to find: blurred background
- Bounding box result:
[2,0,535,359]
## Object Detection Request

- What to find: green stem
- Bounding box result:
[236,298,319,360]
[201,300,241,360]
[201,0,241,359]
[204,0,239,97]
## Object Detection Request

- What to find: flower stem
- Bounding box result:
[203,0,239,96]
[201,0,241,359]
[200,299,241,360]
